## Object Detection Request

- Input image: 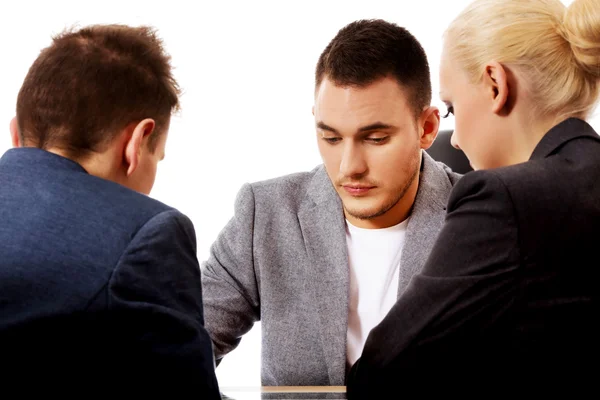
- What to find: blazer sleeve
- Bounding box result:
[346,170,521,397]
[200,183,261,363]
[108,209,220,397]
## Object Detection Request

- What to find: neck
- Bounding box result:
[344,168,420,229]
[523,117,569,163]
[47,146,123,183]
[500,110,568,166]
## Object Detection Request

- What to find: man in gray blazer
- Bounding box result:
[201,19,462,386]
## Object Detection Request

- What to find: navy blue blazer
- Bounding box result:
[347,118,600,397]
[0,148,220,396]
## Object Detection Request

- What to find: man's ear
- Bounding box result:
[10,117,20,148]
[418,106,440,150]
[124,118,155,176]
[483,61,509,115]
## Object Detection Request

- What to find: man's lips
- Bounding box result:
[342,185,375,195]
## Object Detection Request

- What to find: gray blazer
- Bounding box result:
[201,151,462,386]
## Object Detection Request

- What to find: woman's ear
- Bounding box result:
[483,61,509,115]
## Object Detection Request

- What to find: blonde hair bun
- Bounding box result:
[563,0,600,78]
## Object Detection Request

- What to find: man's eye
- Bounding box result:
[366,137,388,144]
[322,137,341,144]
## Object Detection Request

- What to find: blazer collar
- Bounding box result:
[416,151,456,209]
[297,166,348,384]
[530,118,599,160]
[0,147,88,174]
[397,151,457,296]
[305,164,340,208]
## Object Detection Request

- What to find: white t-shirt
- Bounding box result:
[346,218,409,366]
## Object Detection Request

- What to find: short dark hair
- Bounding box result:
[315,19,432,117]
[15,24,181,159]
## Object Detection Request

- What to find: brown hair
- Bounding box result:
[315,19,432,118]
[15,24,181,159]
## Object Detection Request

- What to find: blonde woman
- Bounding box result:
[347,0,600,397]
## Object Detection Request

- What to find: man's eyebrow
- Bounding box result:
[358,122,395,132]
[316,121,396,135]
[316,121,339,134]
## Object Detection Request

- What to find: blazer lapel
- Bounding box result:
[530,118,600,160]
[398,152,455,298]
[298,166,349,385]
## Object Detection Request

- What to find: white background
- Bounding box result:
[1,0,594,387]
